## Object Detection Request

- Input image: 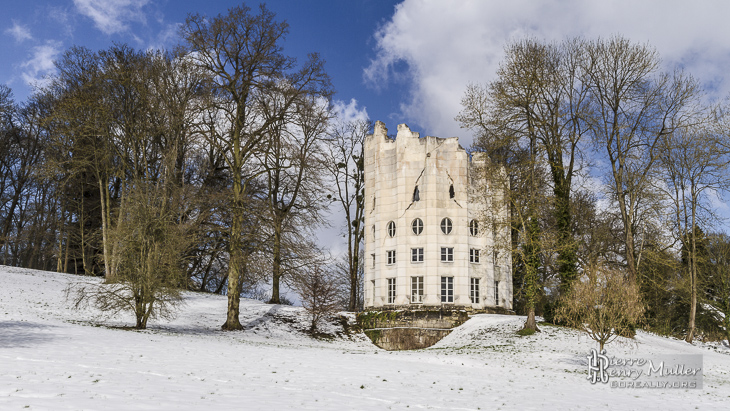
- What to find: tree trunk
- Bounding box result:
[685,194,700,343]
[686,260,697,343]
[222,248,244,330]
[522,217,541,332]
[616,190,638,285]
[222,176,244,330]
[56,204,66,273]
[349,255,358,311]
[554,180,577,296]
[523,306,539,332]
[98,175,112,278]
[80,197,89,276]
[63,227,70,273]
[269,221,282,304]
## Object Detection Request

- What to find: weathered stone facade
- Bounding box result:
[358,309,469,350]
[363,121,512,311]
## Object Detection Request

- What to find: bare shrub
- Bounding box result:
[556,265,644,351]
[291,264,342,335]
[67,186,190,329]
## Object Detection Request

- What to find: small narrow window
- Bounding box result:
[411,247,424,263]
[371,253,375,268]
[440,247,454,262]
[441,277,454,303]
[494,280,500,306]
[411,276,424,303]
[449,184,455,199]
[387,250,396,265]
[470,248,480,263]
[470,219,478,236]
[411,218,424,235]
[388,278,397,304]
[440,217,453,234]
[470,278,480,304]
[413,185,420,202]
[387,221,396,237]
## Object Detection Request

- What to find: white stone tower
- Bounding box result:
[363,121,512,311]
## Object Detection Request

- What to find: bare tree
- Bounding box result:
[458,43,559,332]
[67,183,191,329]
[556,265,644,351]
[291,261,342,335]
[181,4,332,329]
[705,233,730,343]
[459,38,589,297]
[259,96,331,304]
[658,121,730,342]
[324,118,370,311]
[0,87,53,268]
[582,36,703,285]
[45,46,121,278]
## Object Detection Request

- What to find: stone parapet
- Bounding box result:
[358,308,468,330]
[358,308,475,350]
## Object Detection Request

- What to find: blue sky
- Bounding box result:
[5,0,730,257]
[1,0,409,132]
[5,0,730,145]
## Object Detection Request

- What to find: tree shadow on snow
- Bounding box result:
[0,321,55,348]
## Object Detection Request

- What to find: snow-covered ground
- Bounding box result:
[1,265,729,410]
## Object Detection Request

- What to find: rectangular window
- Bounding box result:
[411,276,424,303]
[371,280,375,304]
[469,248,480,263]
[371,253,375,268]
[411,247,424,262]
[440,247,454,262]
[470,278,480,304]
[494,280,500,306]
[387,250,396,265]
[388,278,396,304]
[441,276,454,303]
[494,265,501,279]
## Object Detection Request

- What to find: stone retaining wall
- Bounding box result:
[358,308,474,350]
[364,328,453,351]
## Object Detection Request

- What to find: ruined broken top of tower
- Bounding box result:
[363,121,513,311]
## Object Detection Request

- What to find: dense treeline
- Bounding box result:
[459,36,730,342]
[1,4,366,330]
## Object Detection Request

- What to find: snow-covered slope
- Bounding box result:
[1,265,729,410]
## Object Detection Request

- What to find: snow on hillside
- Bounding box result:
[1,265,729,410]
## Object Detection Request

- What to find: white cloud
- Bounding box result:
[73,0,150,35]
[5,21,32,43]
[366,0,730,145]
[48,6,75,38]
[332,98,369,123]
[147,22,181,52]
[20,41,62,88]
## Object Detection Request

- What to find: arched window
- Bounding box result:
[469,219,478,236]
[440,217,453,234]
[411,218,424,235]
[387,221,396,237]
